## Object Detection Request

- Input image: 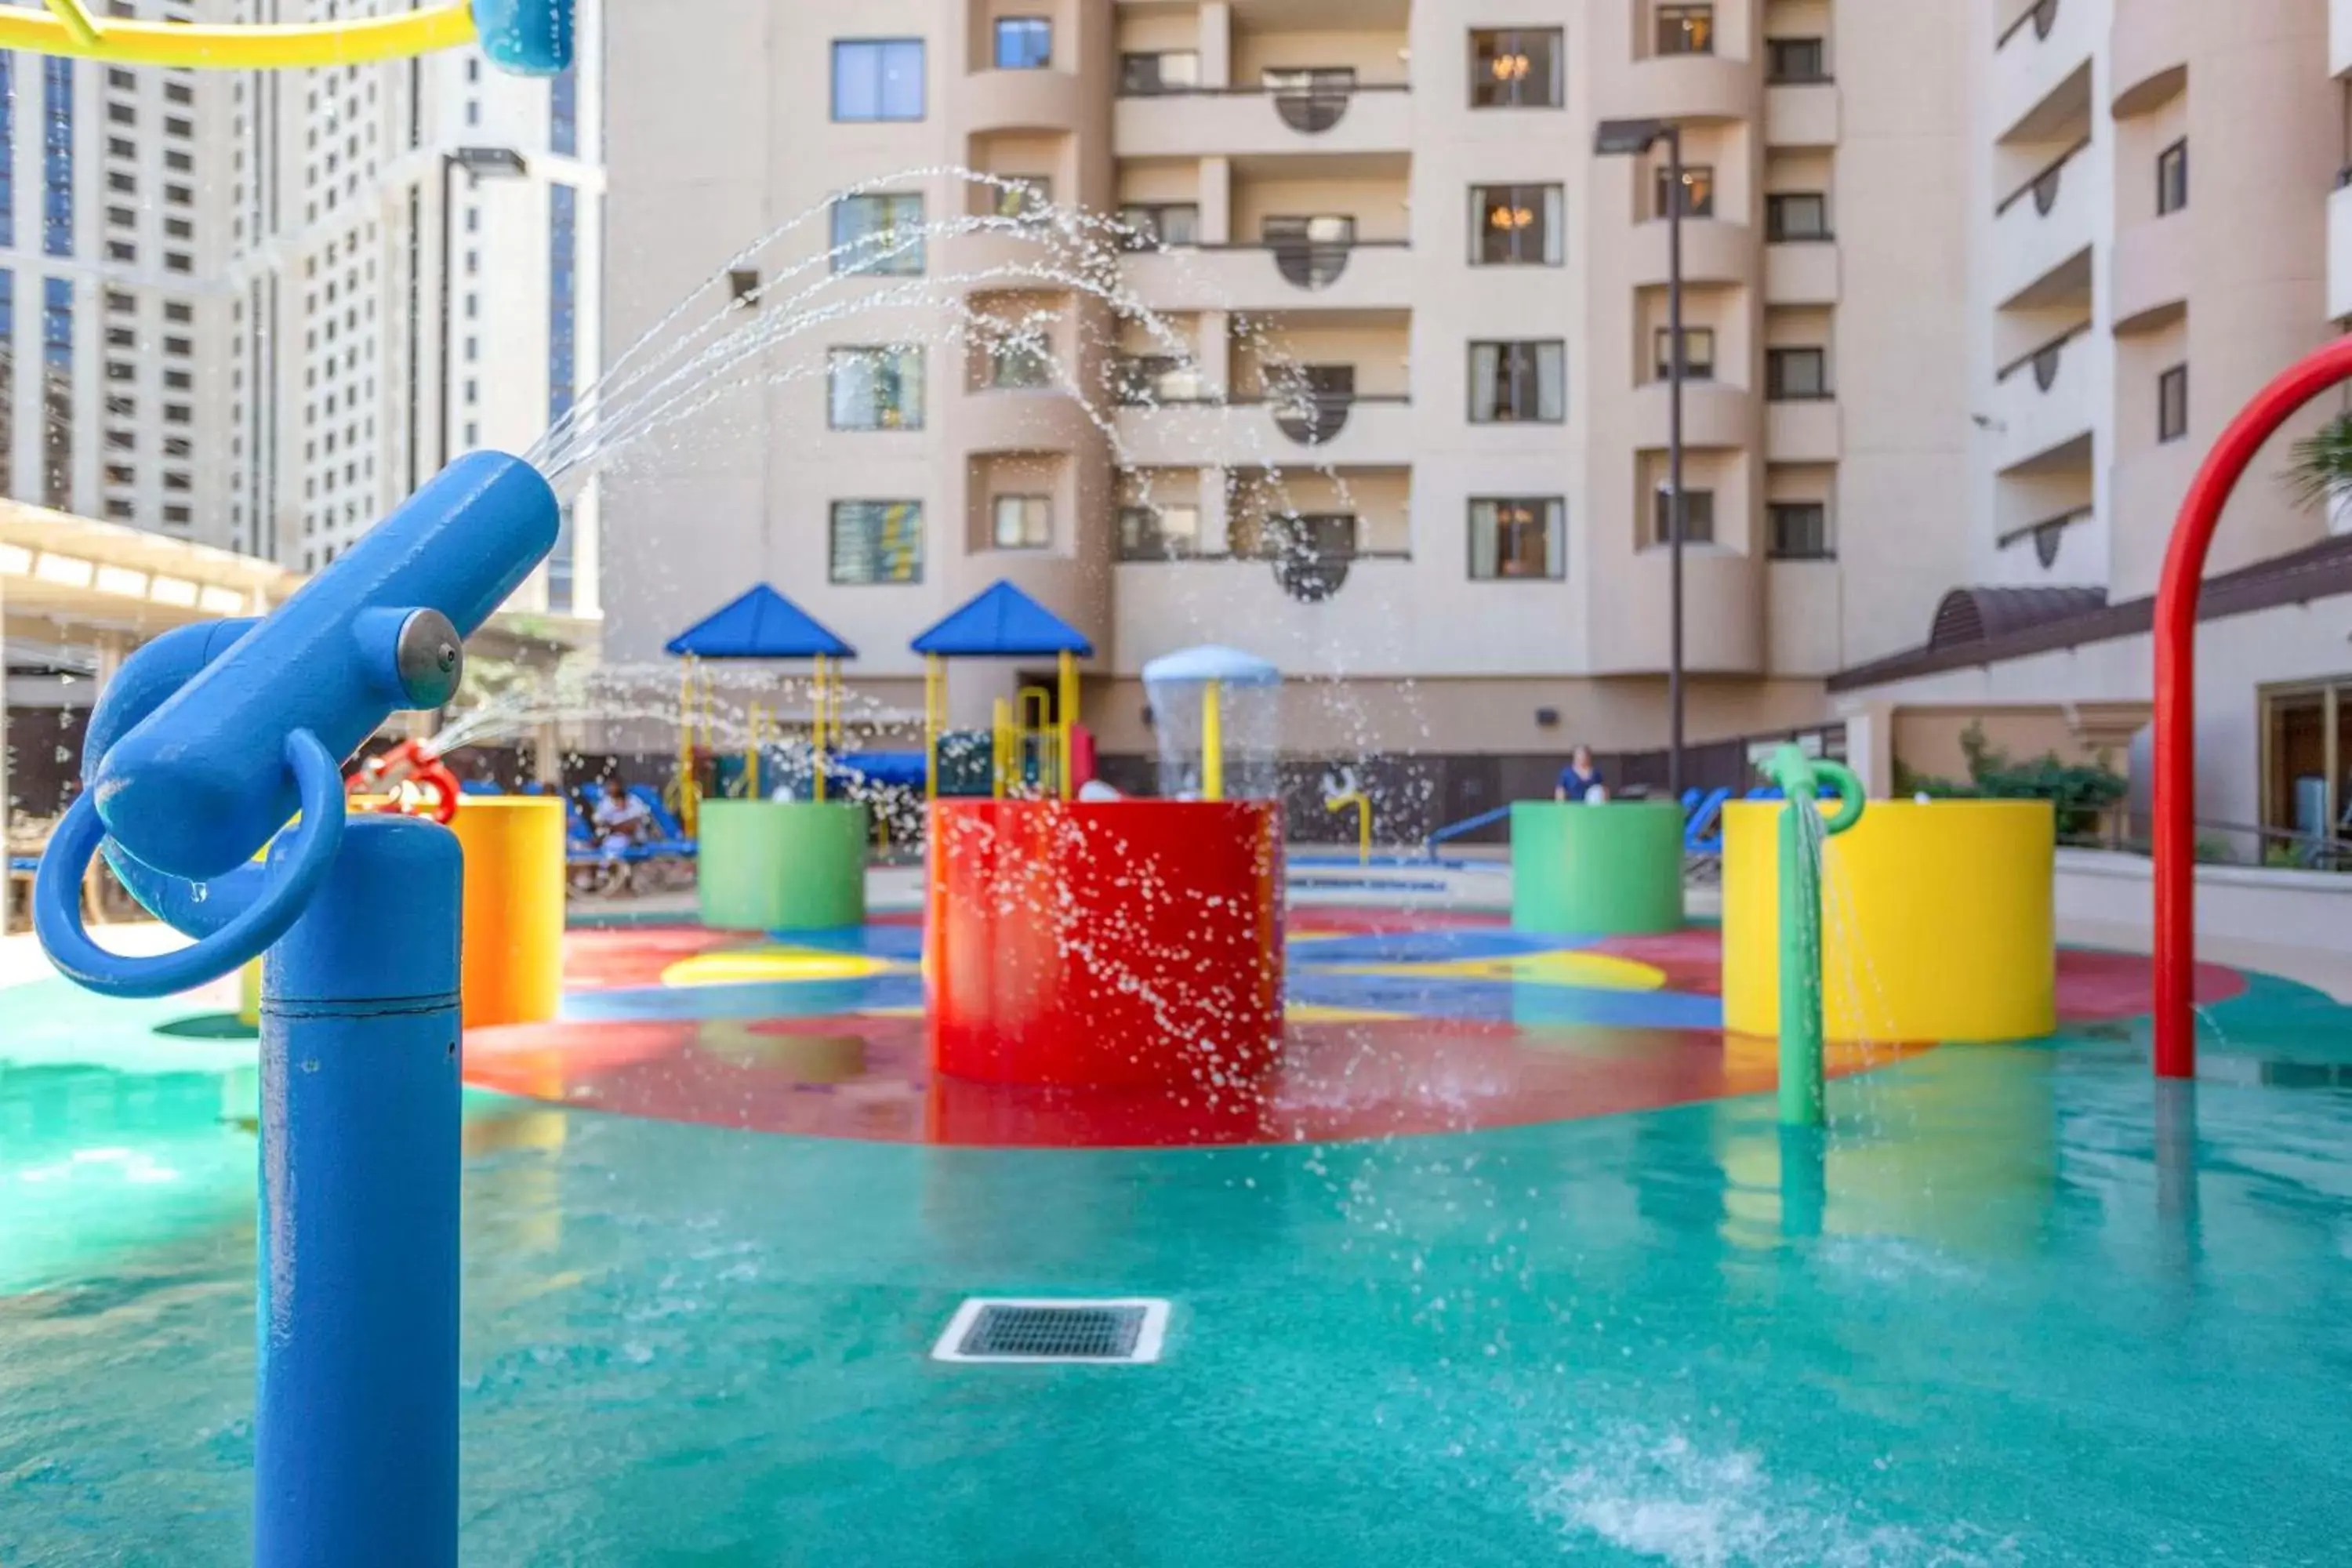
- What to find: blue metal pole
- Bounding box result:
[255,814,463,1568]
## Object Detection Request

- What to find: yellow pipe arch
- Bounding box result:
[0,4,477,69]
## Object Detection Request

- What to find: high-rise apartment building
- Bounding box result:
[0,2,233,542]
[601,0,1973,770]
[1831,0,2344,845]
[595,0,2352,840]
[224,0,605,616]
[0,1,605,621]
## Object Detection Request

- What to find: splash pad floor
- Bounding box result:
[4,877,2350,1565]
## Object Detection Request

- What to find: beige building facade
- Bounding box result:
[600,0,2352,832]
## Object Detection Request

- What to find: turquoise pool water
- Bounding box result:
[4,969,2351,1565]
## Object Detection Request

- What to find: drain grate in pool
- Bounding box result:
[932,1298,1171,1364]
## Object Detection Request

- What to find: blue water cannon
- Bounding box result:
[31,450,557,1568]
[474,0,574,75]
[36,451,556,996]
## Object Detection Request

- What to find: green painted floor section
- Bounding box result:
[4,971,2352,1564]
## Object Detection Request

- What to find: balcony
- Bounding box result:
[1113,83,1410,158]
[2110,0,2188,115]
[1989,503,2103,586]
[1991,325,2096,476]
[1764,82,1838,147]
[1628,217,1756,289]
[956,385,1100,455]
[1122,241,1413,312]
[1109,394,1413,469]
[1596,50,1755,125]
[2112,212,2189,332]
[1628,380,1755,451]
[957,67,1091,135]
[1113,554,1425,676]
[2332,177,2352,321]
[1991,0,2097,143]
[1991,137,2095,310]
[1766,397,1840,463]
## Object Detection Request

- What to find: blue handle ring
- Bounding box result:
[33,729,347,1000]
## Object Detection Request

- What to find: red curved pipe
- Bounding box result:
[2153,336,2352,1078]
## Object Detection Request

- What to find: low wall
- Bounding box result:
[2055,848,2352,956]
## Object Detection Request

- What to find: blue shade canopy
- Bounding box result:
[1139,644,1281,688]
[665,584,856,659]
[909,579,1094,658]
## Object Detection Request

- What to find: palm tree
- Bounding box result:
[2287,409,2352,511]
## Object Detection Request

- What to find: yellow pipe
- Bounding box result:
[1057,648,1077,800]
[1327,793,1370,865]
[1201,678,1224,802]
[811,657,829,804]
[677,658,699,837]
[746,702,762,799]
[924,655,942,801]
[992,698,1013,799]
[0,4,476,67]
[42,1,102,49]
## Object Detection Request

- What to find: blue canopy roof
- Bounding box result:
[1139,644,1281,688]
[666,584,855,659]
[909,579,1094,659]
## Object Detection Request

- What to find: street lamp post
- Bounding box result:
[434,147,529,479]
[1594,117,1686,800]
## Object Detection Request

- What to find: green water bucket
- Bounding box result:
[695,800,869,931]
[1509,799,1686,935]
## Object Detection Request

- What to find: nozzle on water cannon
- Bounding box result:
[85,452,558,883]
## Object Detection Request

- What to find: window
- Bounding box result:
[1116,202,1199,249]
[832,39,924,122]
[1119,503,1200,559]
[107,171,133,194]
[1469,27,1563,109]
[2157,139,2187,216]
[1262,213,1356,285]
[993,176,1051,222]
[1112,355,1203,405]
[549,181,578,424]
[1651,487,1715,546]
[829,499,923,583]
[1768,502,1832,559]
[44,58,73,258]
[1766,193,1831,241]
[1657,4,1715,55]
[1471,183,1563,265]
[165,82,193,106]
[550,66,578,158]
[1766,37,1828,82]
[728,268,760,307]
[828,345,925,429]
[165,150,191,172]
[988,332,1053,389]
[1655,164,1714,219]
[993,17,1051,71]
[991,495,1052,549]
[1653,326,1715,380]
[832,192,925,275]
[1766,347,1830,400]
[1468,340,1565,423]
[1468,497,1566,579]
[2158,364,2187,442]
[1120,51,1199,96]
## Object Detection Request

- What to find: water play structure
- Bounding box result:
[32,452,559,1567]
